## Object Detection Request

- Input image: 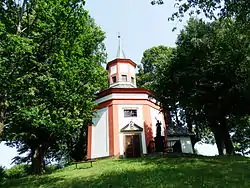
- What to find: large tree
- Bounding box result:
[138,18,250,155]
[150,0,250,155]
[0,0,107,174]
[160,18,250,154]
[137,46,207,150]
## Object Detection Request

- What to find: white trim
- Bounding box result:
[106,108,109,152]
[141,128,147,154]
[95,93,149,104]
[122,107,139,110]
[110,81,136,88]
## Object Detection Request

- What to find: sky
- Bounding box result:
[0,0,218,168]
[85,0,189,64]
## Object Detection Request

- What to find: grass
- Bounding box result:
[2,155,250,188]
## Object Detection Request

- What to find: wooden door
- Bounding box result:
[124,135,141,158]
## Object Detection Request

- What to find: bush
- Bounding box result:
[45,164,62,174]
[6,164,30,179]
[0,166,7,182]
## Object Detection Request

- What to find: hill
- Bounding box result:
[2,156,250,188]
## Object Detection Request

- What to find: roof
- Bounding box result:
[106,58,137,70]
[167,125,194,136]
[117,33,126,58]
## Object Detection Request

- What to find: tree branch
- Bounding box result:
[17,0,28,34]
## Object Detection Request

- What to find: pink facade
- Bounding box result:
[87,56,167,159]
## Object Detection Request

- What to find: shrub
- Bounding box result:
[0,166,7,183]
[5,164,30,179]
[45,164,62,174]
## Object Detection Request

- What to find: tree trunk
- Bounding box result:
[209,119,225,155]
[71,125,87,161]
[212,128,225,155]
[31,145,45,174]
[164,111,171,126]
[219,116,234,155]
[186,115,198,151]
[0,109,6,136]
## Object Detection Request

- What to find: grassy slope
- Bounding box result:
[3,156,250,188]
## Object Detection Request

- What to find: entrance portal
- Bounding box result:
[124,135,141,158]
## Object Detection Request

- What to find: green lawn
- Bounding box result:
[2,155,250,188]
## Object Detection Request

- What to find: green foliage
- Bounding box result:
[137,46,175,113]
[152,0,250,22]
[175,19,246,110]
[231,116,250,156]
[139,17,250,154]
[137,45,173,90]
[44,164,62,174]
[5,164,30,179]
[2,156,250,188]
[1,164,62,180]
[0,165,7,183]
[137,45,208,148]
[0,0,107,174]
[175,18,250,119]
[173,18,249,154]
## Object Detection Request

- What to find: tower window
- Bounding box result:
[131,77,134,84]
[112,76,117,83]
[122,75,127,82]
[124,109,137,117]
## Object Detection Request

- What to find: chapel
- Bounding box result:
[87,35,167,159]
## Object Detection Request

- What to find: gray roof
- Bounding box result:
[116,33,126,58]
[167,125,194,136]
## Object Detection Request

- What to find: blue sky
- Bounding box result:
[0,0,217,168]
[85,0,189,63]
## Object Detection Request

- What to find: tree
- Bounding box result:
[137,46,208,150]
[137,46,173,89]
[138,45,209,149]
[164,18,250,154]
[0,0,107,174]
[137,46,176,124]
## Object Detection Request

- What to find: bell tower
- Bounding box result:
[106,34,137,88]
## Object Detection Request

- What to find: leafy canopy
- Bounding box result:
[151,0,250,22]
[0,0,107,173]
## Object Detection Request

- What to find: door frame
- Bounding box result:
[123,132,143,157]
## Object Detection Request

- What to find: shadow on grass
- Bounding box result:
[67,157,250,188]
[2,175,65,188]
[2,156,250,188]
[115,154,249,166]
[74,166,92,170]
